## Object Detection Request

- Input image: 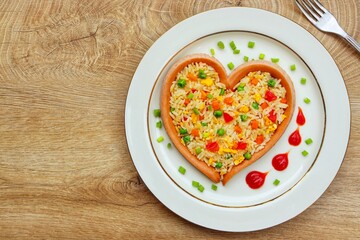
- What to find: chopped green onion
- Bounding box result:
[214,110,223,118]
[227,62,235,70]
[237,84,245,91]
[215,162,223,169]
[217,41,225,49]
[244,152,252,160]
[193,108,200,115]
[225,153,232,159]
[290,64,296,71]
[217,128,225,136]
[248,41,255,48]
[157,136,164,143]
[178,166,186,175]
[219,88,225,96]
[192,181,199,187]
[268,79,276,87]
[252,102,259,110]
[156,121,162,129]
[271,58,280,63]
[195,147,202,155]
[304,97,311,104]
[203,132,210,138]
[273,179,280,186]
[187,93,194,99]
[240,114,248,122]
[153,109,161,117]
[183,135,191,144]
[201,122,208,127]
[177,79,186,88]
[211,184,218,191]
[302,150,309,156]
[210,48,215,56]
[305,138,313,145]
[198,69,206,79]
[243,56,249,62]
[167,143,171,149]
[207,94,213,99]
[301,77,307,85]
[179,128,188,135]
[207,105,213,111]
[198,184,205,192]
[233,49,240,54]
[229,41,237,50]
[170,107,175,113]
[259,53,265,60]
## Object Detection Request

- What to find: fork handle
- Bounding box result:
[344,34,360,53]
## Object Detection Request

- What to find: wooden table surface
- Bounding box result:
[1,0,359,238]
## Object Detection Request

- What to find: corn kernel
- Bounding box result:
[234,156,245,165]
[281,114,287,120]
[200,78,213,86]
[191,113,197,123]
[199,102,205,110]
[217,96,223,101]
[208,158,215,165]
[254,93,262,103]
[239,106,249,113]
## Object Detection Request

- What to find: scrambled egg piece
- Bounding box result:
[200,78,213,86]
[239,106,249,113]
[254,93,262,103]
[234,156,245,165]
[218,148,237,154]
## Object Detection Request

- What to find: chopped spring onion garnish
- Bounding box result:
[252,102,259,110]
[304,97,311,104]
[240,114,248,122]
[227,62,235,70]
[273,179,280,186]
[248,41,255,48]
[198,184,205,192]
[179,128,188,135]
[187,93,194,99]
[243,56,249,62]
[210,48,215,56]
[268,79,276,87]
[259,53,265,60]
[193,108,200,115]
[219,88,225,96]
[198,69,206,79]
[153,109,161,117]
[183,135,191,144]
[215,162,223,168]
[305,138,313,145]
[229,41,237,50]
[192,181,199,187]
[195,147,202,155]
[167,143,171,149]
[217,41,225,49]
[211,184,218,191]
[271,58,280,63]
[302,150,309,156]
[217,128,225,136]
[301,77,307,85]
[156,121,162,129]
[157,136,164,143]
[170,107,175,113]
[201,122,208,127]
[207,94,213,99]
[178,166,186,175]
[233,49,240,54]
[290,64,296,71]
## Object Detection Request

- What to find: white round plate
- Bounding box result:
[125,8,350,231]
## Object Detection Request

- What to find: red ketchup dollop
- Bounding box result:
[288,128,302,146]
[272,152,289,171]
[296,107,306,126]
[246,171,268,189]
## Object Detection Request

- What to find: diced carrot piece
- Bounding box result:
[199,115,204,120]
[184,98,190,106]
[224,97,234,105]
[280,98,287,103]
[250,78,259,85]
[191,129,200,137]
[234,125,242,133]
[200,90,207,100]
[187,73,198,81]
[212,100,221,110]
[255,135,264,144]
[261,102,269,109]
[251,120,259,129]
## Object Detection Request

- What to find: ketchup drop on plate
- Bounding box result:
[272,152,289,171]
[289,128,302,146]
[246,171,268,189]
[296,107,306,126]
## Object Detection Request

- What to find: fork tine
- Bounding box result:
[295,0,318,24]
[300,0,320,20]
[313,0,327,13]
[306,0,324,16]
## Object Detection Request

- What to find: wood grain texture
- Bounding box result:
[0,0,359,238]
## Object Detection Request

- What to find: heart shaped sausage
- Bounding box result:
[161,54,295,185]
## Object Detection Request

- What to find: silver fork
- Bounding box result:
[295,0,360,53]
